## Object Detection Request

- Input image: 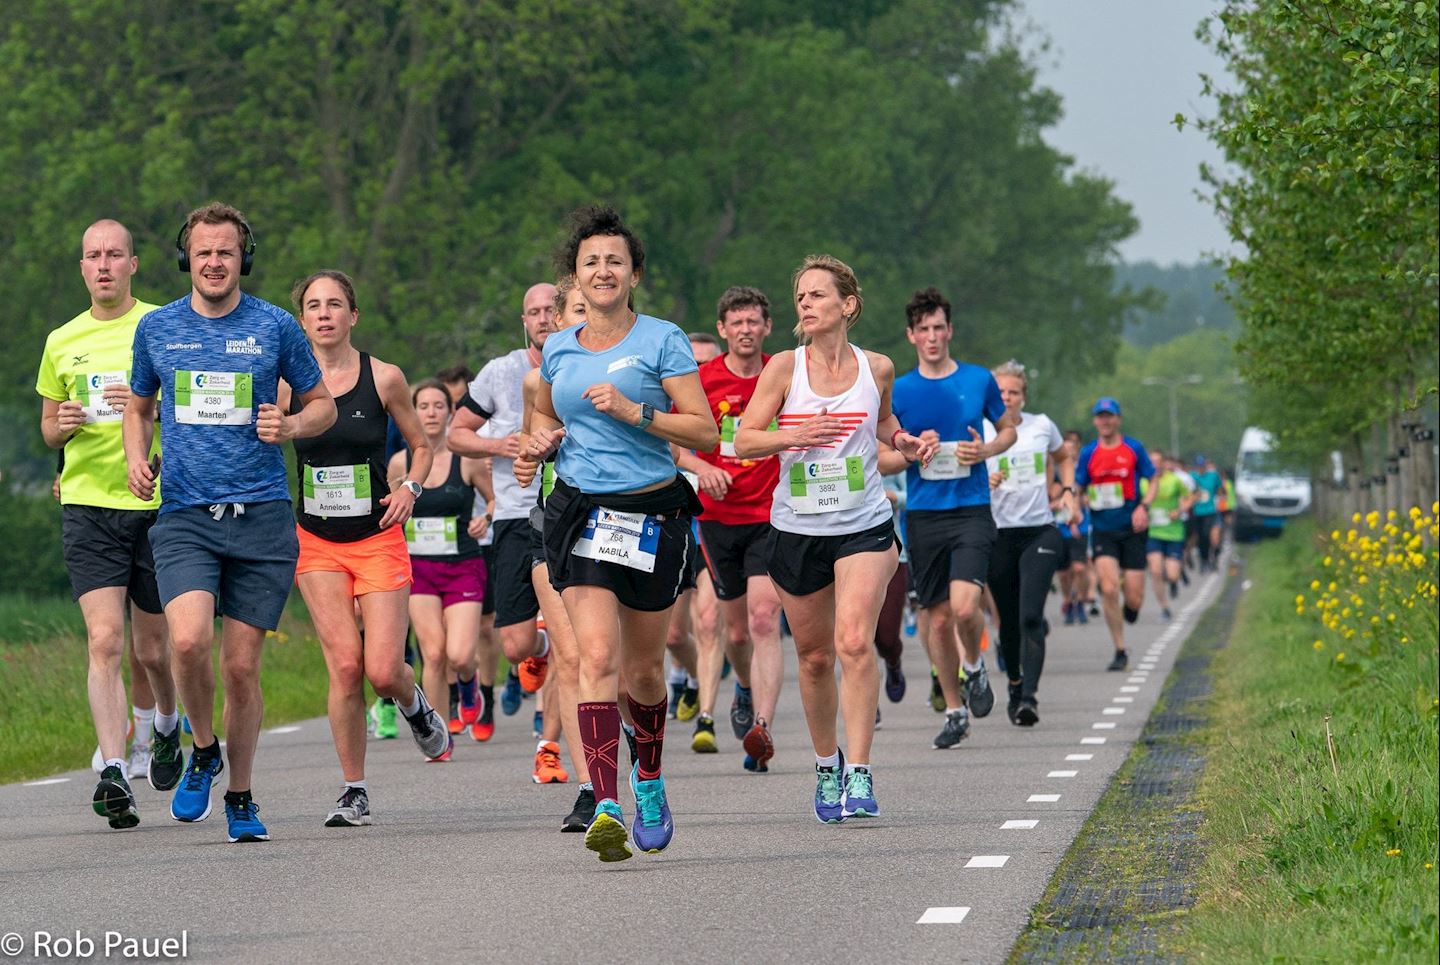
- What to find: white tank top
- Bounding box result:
[770,344,893,536]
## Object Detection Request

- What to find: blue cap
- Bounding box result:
[1092,396,1121,416]
[1193,454,1207,467]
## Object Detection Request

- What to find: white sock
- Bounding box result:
[154,709,179,736]
[815,751,840,769]
[133,706,156,744]
[963,660,981,674]
[536,739,552,753]
[537,634,550,659]
[946,706,964,715]
[398,688,422,718]
[104,758,129,781]
[667,666,687,685]
[844,762,870,777]
[686,675,699,689]
[345,780,368,792]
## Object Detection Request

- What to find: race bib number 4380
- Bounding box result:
[174,371,253,426]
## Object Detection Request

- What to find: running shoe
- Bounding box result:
[1180,569,1191,586]
[933,708,970,749]
[1006,681,1024,725]
[965,661,995,718]
[225,795,270,842]
[447,692,463,735]
[929,671,946,713]
[629,765,675,854]
[533,741,569,784]
[1107,650,1129,672]
[668,680,685,719]
[1076,604,1089,625]
[814,750,846,824]
[181,714,191,735]
[841,766,879,819]
[729,683,754,740]
[584,798,632,862]
[742,754,769,773]
[532,710,544,739]
[149,725,184,791]
[691,715,718,753]
[1063,601,1076,626]
[562,787,596,832]
[1161,607,1173,622]
[470,718,495,742]
[1169,580,1180,600]
[518,652,549,693]
[624,724,639,771]
[170,747,224,822]
[402,686,452,760]
[324,786,372,827]
[884,658,906,703]
[1015,697,1039,727]
[93,766,139,830]
[501,668,523,716]
[458,689,480,727]
[742,720,774,771]
[127,741,151,781]
[1087,600,1100,617]
[675,685,700,722]
[91,745,104,774]
[721,656,732,680]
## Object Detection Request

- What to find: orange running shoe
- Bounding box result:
[532,741,569,784]
[518,653,550,693]
[470,719,494,742]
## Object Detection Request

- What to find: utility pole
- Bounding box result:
[1142,374,1204,456]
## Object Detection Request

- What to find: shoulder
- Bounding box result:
[542,325,580,357]
[369,357,407,392]
[140,295,191,326]
[762,349,797,375]
[862,349,894,379]
[1123,436,1149,455]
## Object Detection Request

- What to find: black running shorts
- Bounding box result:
[766,520,896,598]
[698,520,774,601]
[61,505,163,614]
[1091,527,1148,571]
[905,506,998,608]
[490,518,541,628]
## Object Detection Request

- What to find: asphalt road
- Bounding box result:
[0,567,1224,964]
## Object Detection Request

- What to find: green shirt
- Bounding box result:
[35,300,161,510]
[1147,471,1189,542]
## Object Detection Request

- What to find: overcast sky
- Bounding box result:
[1019,0,1236,267]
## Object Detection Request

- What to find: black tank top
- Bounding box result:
[292,353,391,543]
[405,450,481,559]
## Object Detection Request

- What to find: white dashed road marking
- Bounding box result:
[1001,819,1039,829]
[1028,794,1061,803]
[917,907,970,924]
[966,855,1011,868]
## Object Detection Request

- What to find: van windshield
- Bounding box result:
[1240,450,1304,477]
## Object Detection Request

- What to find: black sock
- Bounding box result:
[1123,605,1139,624]
[479,684,495,722]
[193,738,221,760]
[223,789,251,806]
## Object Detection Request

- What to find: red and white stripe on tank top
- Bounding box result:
[775,411,867,450]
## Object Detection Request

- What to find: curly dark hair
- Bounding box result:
[904,286,951,328]
[555,205,646,277]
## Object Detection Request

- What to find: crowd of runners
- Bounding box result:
[36,203,1234,858]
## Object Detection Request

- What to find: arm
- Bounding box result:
[375,362,431,529]
[257,379,336,444]
[1050,443,1079,524]
[40,397,87,449]
[581,371,719,452]
[463,456,494,540]
[672,443,732,499]
[516,375,566,485]
[956,409,1019,465]
[734,352,850,459]
[871,352,936,468]
[123,393,159,501]
[450,405,522,459]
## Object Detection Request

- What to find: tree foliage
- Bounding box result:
[1114,260,1237,347]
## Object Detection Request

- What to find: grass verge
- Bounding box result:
[1175,521,1438,960]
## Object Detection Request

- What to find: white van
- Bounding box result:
[1233,427,1312,540]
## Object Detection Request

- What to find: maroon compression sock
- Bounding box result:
[625,694,668,781]
[577,701,620,803]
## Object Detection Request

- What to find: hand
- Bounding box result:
[1060,490,1080,525]
[955,426,986,465]
[789,407,847,449]
[514,453,539,488]
[467,514,490,540]
[524,426,565,462]
[582,383,640,425]
[919,429,941,446]
[1132,504,1150,533]
[256,403,294,444]
[128,457,156,502]
[695,464,733,500]
[101,382,131,414]
[377,484,417,529]
[55,400,87,435]
[989,471,1003,490]
[894,431,938,467]
[498,432,523,460]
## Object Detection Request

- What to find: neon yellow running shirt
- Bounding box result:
[35,300,161,510]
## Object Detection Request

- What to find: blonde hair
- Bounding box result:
[992,359,1028,391]
[790,254,863,340]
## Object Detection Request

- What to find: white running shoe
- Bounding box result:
[128,741,152,780]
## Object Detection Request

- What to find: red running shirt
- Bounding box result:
[693,353,780,525]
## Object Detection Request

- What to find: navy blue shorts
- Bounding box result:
[149,500,298,631]
[1146,537,1185,561]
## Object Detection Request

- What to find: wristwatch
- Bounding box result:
[636,402,655,430]
[401,480,423,498]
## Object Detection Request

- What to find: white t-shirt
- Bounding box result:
[984,411,1063,529]
[465,349,535,522]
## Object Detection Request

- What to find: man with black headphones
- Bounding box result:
[123,201,336,843]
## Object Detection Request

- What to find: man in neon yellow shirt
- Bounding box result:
[1144,451,1196,621]
[36,219,182,830]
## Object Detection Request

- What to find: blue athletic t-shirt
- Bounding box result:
[892,362,1006,511]
[1191,469,1222,517]
[131,293,323,512]
[540,313,697,494]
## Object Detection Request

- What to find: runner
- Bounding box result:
[516,205,717,861]
[37,218,181,829]
[449,283,563,775]
[1056,430,1093,626]
[388,380,491,759]
[1189,455,1224,572]
[673,286,784,770]
[982,361,1076,726]
[1074,397,1157,671]
[284,270,451,826]
[124,202,337,842]
[735,254,935,822]
[1144,451,1196,622]
[886,286,1017,750]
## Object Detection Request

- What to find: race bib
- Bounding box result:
[75,370,128,423]
[789,457,865,514]
[572,508,660,572]
[541,462,556,500]
[405,516,458,556]
[920,441,972,481]
[303,464,372,518]
[1149,507,1172,528]
[174,371,253,426]
[718,414,776,458]
[998,449,1046,490]
[682,471,700,491]
[1088,482,1125,510]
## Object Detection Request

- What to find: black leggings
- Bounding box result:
[987,525,1064,700]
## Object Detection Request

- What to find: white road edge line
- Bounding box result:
[23,778,70,786]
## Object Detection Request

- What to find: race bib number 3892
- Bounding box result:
[174,371,253,426]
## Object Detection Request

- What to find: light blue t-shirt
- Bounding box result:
[131,293,323,512]
[1192,469,1222,517]
[892,362,1006,511]
[540,314,697,494]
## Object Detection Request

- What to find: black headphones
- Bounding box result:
[175,216,257,276]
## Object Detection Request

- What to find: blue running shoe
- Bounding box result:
[170,747,223,822]
[884,658,906,703]
[814,749,846,824]
[841,766,879,819]
[501,668,522,716]
[629,765,675,854]
[181,714,191,735]
[584,798,632,862]
[533,709,544,739]
[224,795,270,842]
